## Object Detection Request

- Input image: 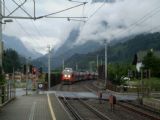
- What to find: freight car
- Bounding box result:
[61,68,98,84]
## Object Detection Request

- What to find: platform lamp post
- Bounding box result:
[104,39,108,89]
[0,18,13,103]
[0,19,13,71]
[47,45,51,90]
[0,0,13,68]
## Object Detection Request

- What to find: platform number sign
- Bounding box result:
[38,83,43,89]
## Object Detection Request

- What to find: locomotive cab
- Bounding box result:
[61,68,74,84]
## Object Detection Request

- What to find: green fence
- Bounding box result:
[0,80,15,105]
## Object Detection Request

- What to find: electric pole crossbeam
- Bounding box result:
[0,1,87,72]
[1,1,87,20]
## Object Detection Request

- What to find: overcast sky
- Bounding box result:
[2,0,160,54]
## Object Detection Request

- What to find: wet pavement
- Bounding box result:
[0,95,52,120]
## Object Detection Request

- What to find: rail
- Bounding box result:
[117,101,160,120]
[62,96,84,120]
[78,98,112,120]
[125,101,160,115]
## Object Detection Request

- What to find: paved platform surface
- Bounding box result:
[49,94,72,120]
[0,95,52,120]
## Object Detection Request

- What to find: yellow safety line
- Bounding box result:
[47,93,56,120]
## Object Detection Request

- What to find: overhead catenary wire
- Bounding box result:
[2,0,88,20]
[68,0,87,4]
[3,4,40,48]
[45,16,87,18]
[38,2,87,19]
[1,0,89,56]
[17,0,49,43]
[68,18,86,22]
[9,0,42,40]
[79,0,106,31]
[86,0,106,23]
[81,1,160,40]
[115,6,160,38]
[67,1,87,23]
[145,24,160,33]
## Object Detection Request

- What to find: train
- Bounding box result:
[61,68,98,84]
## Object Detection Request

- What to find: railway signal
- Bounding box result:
[39,67,42,74]
[23,65,26,74]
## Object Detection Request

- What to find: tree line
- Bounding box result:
[0,49,24,85]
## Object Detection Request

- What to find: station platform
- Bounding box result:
[0,93,71,120]
[0,89,139,120]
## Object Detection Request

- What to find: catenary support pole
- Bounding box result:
[104,40,108,89]
[0,1,3,68]
[48,46,51,89]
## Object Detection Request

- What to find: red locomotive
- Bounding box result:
[61,68,98,84]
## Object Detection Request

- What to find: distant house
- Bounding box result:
[133,49,160,72]
[137,50,160,62]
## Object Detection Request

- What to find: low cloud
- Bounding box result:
[76,0,160,44]
[3,0,160,54]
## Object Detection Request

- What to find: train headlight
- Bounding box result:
[68,75,71,78]
[64,75,67,77]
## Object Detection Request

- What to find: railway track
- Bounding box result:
[125,100,160,115]
[85,83,160,120]
[77,98,112,120]
[62,97,83,120]
[117,101,160,120]
[61,96,111,120]
[56,81,159,120]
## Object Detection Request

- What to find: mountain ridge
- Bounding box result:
[64,32,160,70]
[3,34,42,59]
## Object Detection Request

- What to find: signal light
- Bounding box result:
[32,67,36,75]
[39,67,42,74]
[29,65,33,73]
[23,65,26,74]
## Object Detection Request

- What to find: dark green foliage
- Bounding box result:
[3,49,22,73]
[108,63,133,85]
[0,74,5,85]
[0,66,5,85]
[143,50,160,77]
[65,32,160,70]
[132,54,137,65]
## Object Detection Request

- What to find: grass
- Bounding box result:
[15,82,26,88]
[129,77,160,91]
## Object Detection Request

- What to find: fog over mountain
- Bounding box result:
[55,0,160,55]
[9,0,160,69]
[75,0,160,45]
[3,35,42,59]
[34,27,103,69]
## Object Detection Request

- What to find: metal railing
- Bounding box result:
[0,80,15,106]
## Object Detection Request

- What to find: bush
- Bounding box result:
[0,74,5,85]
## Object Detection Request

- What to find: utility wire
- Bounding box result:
[86,0,106,22]
[4,5,38,46]
[39,2,87,18]
[115,6,160,37]
[17,0,48,42]
[68,0,87,23]
[2,0,87,20]
[68,0,87,4]
[145,24,160,33]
